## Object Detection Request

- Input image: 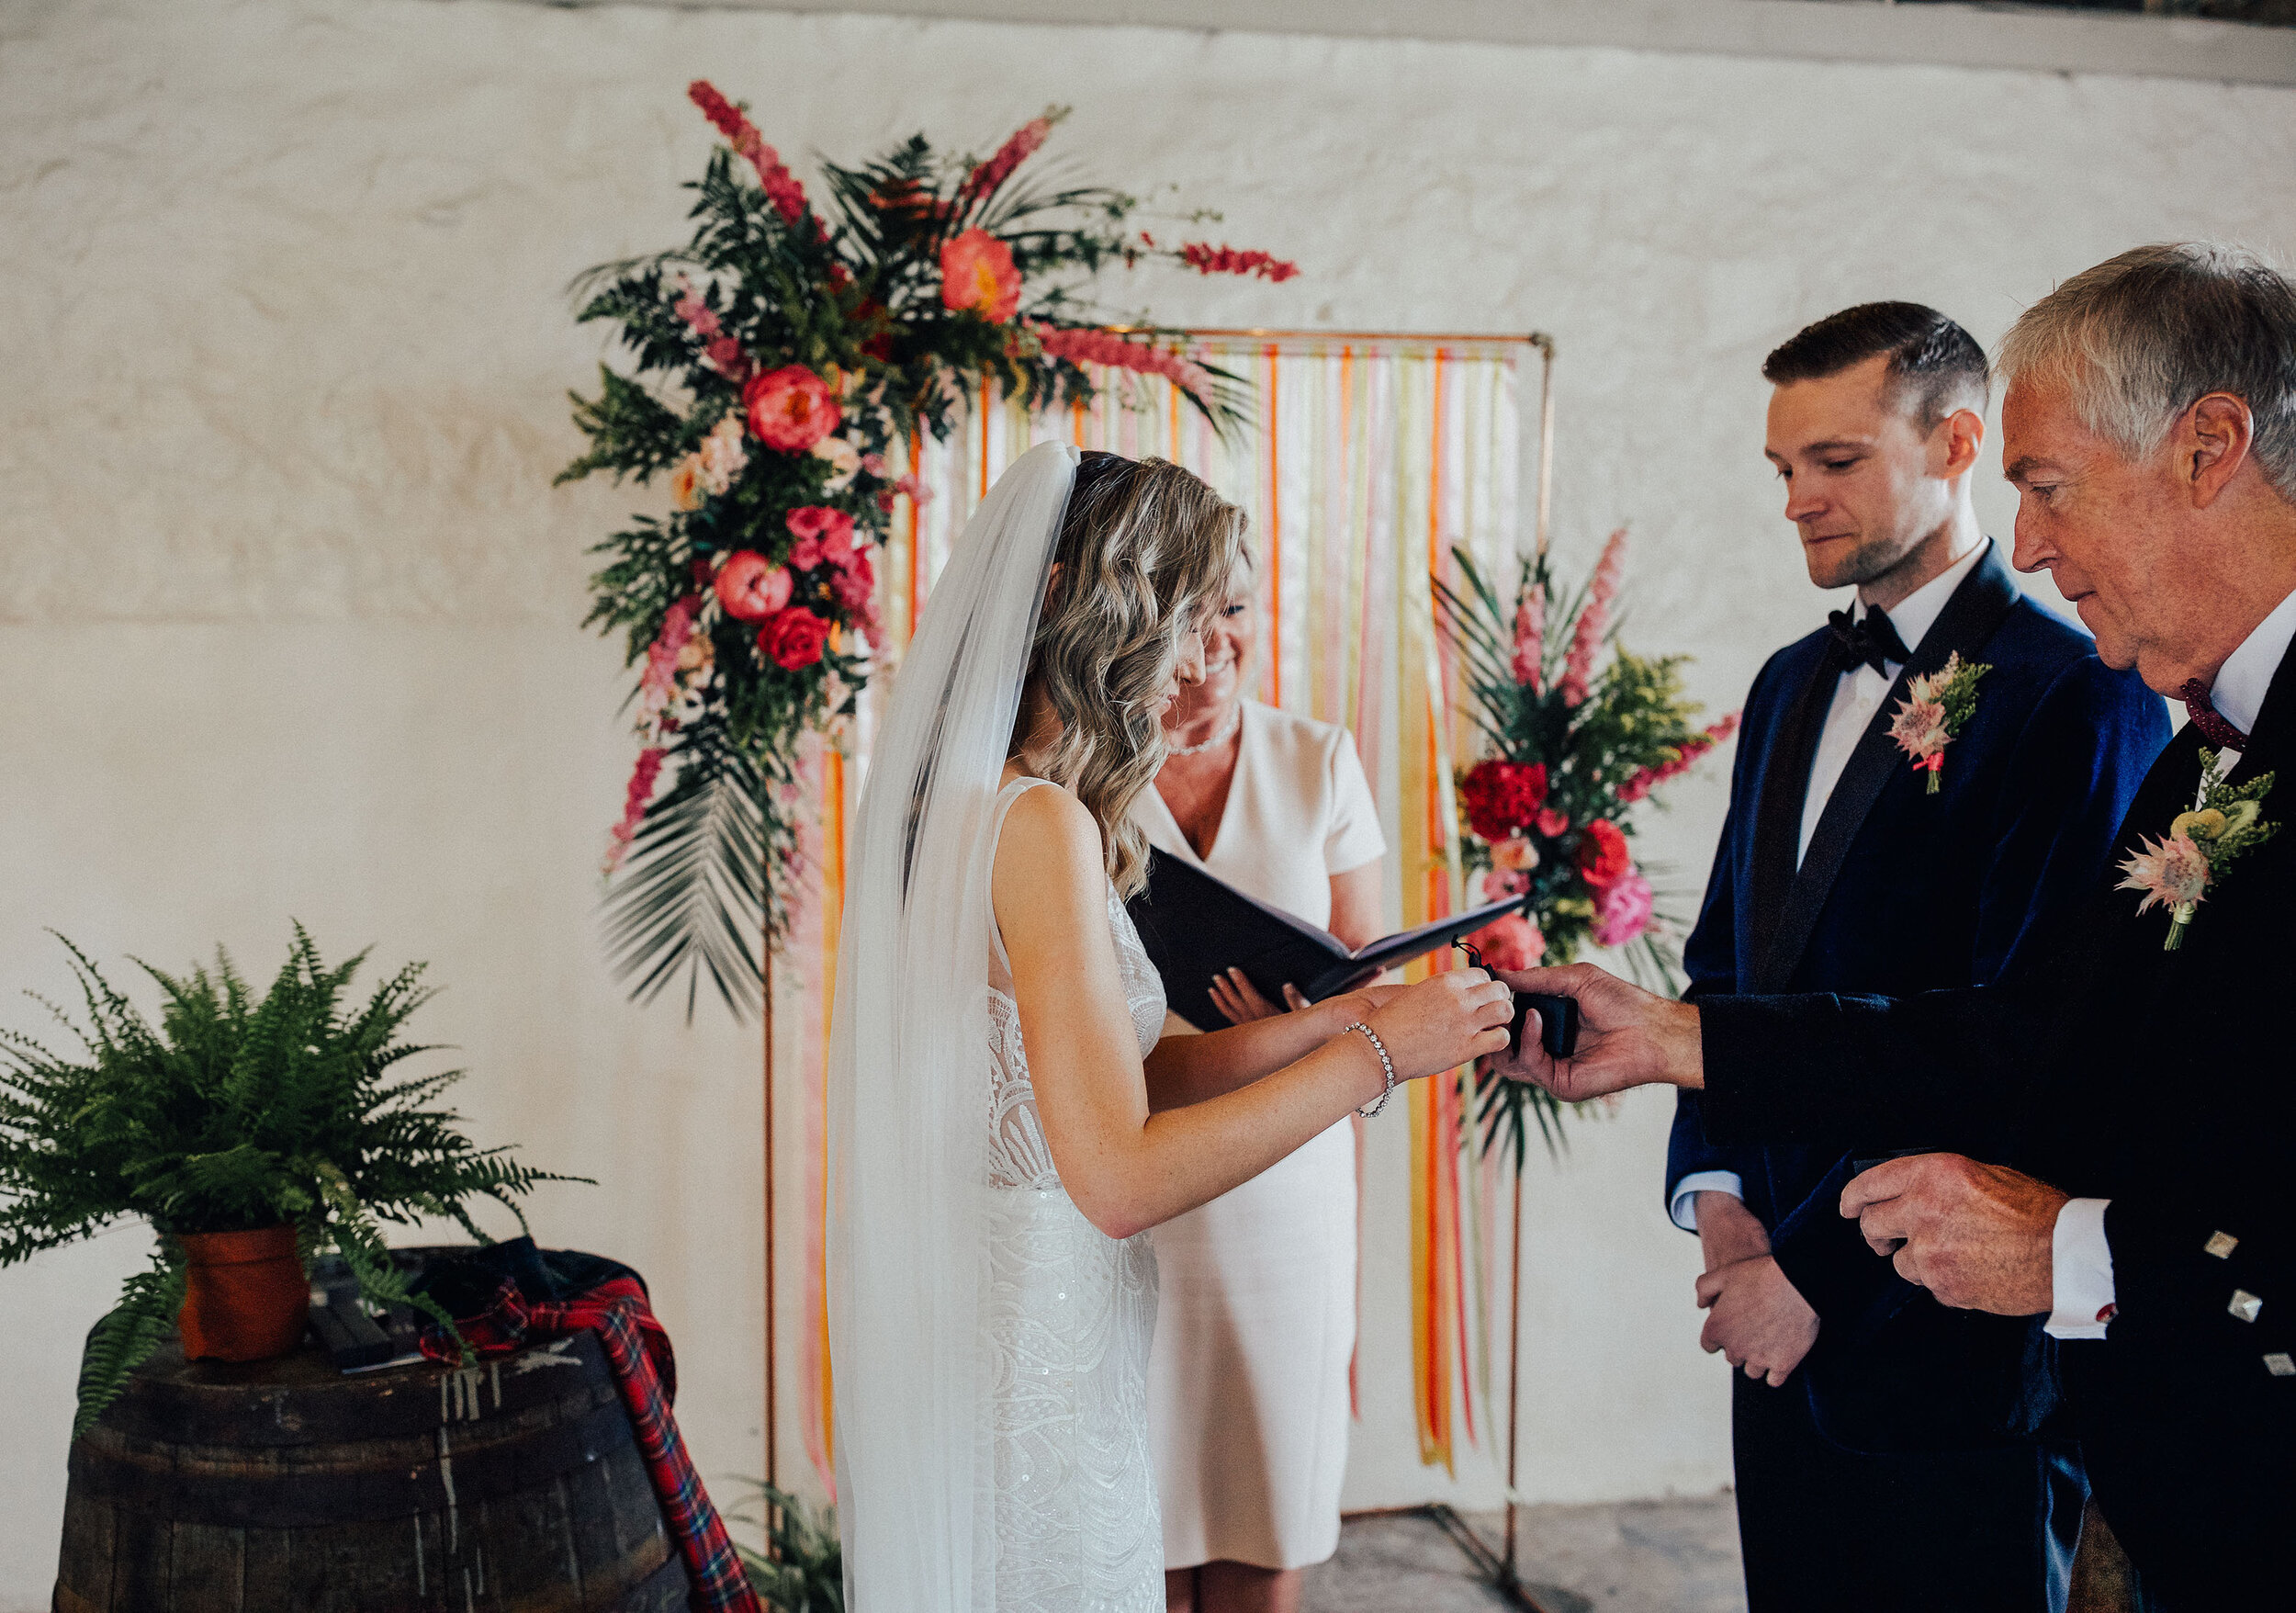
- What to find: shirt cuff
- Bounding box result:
[2044,1197,2116,1340]
[1670,1170,1744,1234]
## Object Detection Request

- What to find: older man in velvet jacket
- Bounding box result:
[1508,243,2296,1609]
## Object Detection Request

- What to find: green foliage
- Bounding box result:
[562,93,1265,1019]
[730,1483,844,1613]
[0,928,585,1434]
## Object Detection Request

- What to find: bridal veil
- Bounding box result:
[827,441,1080,1611]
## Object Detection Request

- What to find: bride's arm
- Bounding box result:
[996,784,1507,1239]
[1141,986,1399,1112]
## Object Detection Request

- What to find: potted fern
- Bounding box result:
[0,926,581,1433]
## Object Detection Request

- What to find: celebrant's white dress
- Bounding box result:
[985,776,1167,1613]
[1133,701,1386,1572]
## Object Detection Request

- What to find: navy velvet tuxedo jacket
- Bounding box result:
[1697,631,2296,1606]
[1666,547,2168,1347]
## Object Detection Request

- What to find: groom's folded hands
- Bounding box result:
[1839,1154,2065,1316]
[1484,962,1705,1101]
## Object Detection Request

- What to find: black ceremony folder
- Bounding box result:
[1127,846,1526,1031]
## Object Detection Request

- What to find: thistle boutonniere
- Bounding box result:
[2117,748,2279,950]
[1888,652,1991,794]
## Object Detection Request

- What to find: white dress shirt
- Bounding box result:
[2045,581,2296,1337]
[1672,543,1993,1232]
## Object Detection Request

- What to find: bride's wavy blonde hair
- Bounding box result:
[1019,452,1246,897]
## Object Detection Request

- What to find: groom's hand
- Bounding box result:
[1840,1154,2065,1317]
[1484,963,1705,1101]
[1696,1257,1819,1387]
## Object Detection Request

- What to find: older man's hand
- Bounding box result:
[1485,962,1705,1101]
[1840,1154,2067,1316]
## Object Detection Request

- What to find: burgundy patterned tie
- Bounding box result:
[2180,679,2249,750]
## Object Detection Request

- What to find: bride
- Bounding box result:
[828,443,1511,1612]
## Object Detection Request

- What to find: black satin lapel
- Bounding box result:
[1751,547,2023,992]
[1745,648,1840,977]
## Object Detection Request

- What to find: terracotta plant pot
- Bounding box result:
[176,1224,310,1362]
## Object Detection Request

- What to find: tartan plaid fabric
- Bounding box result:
[421,1274,761,1613]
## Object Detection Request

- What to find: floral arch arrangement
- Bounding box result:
[560,86,1293,1015]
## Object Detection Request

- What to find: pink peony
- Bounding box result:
[940,229,1023,323]
[1559,527,1627,706]
[760,606,831,671]
[1466,911,1546,972]
[827,547,875,615]
[1536,807,1571,839]
[715,550,793,622]
[1592,868,1655,950]
[744,366,841,453]
[1481,869,1531,902]
[2117,831,2212,917]
[785,505,858,570]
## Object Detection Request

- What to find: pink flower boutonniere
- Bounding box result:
[1888,651,1991,794]
[2117,748,2279,950]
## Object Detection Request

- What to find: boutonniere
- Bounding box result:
[1888,651,1991,794]
[2117,748,2279,951]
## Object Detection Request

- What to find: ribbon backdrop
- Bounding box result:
[778,333,1534,1491]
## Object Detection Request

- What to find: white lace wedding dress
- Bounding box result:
[981,776,1167,1613]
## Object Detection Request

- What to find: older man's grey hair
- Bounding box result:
[1997,243,2296,502]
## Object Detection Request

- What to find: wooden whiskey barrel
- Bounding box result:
[53,1324,692,1612]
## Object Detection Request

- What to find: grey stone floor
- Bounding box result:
[1304,1497,1746,1613]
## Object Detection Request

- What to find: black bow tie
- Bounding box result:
[1824,606,1911,678]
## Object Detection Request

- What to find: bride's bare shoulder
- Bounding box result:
[994,782,1106,922]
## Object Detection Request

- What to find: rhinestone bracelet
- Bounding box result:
[1347,1021,1395,1118]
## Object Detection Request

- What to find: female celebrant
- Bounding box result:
[1135,555,1385,1613]
[829,444,1512,1613]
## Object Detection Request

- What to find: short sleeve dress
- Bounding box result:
[1131,699,1386,1572]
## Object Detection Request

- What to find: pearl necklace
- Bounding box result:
[1165,705,1242,757]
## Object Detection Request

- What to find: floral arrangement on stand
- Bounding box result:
[1437,531,1739,1164]
[561,84,1289,1015]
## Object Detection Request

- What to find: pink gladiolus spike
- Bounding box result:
[604,745,670,875]
[1559,528,1627,706]
[1512,582,1546,689]
[962,111,1059,202]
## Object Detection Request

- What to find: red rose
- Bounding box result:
[1577,819,1632,889]
[744,365,841,454]
[760,606,830,671]
[1459,760,1550,843]
[940,228,1022,323]
[715,550,793,622]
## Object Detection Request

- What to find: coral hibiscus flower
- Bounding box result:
[744,365,841,453]
[940,229,1022,323]
[1577,819,1632,889]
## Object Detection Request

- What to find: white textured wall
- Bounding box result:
[4,0,2294,1599]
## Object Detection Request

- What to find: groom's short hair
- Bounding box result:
[1763,302,1989,430]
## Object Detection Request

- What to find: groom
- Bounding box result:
[1500,243,2296,1606]
[1669,302,2167,1611]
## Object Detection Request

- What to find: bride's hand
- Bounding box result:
[1311,981,1403,1030]
[1363,968,1513,1080]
